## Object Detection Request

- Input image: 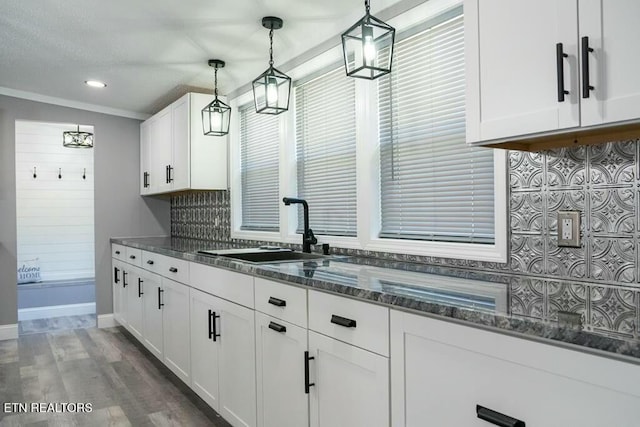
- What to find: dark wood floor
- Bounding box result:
[0,316,230,426]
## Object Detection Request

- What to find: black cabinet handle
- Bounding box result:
[146,260,154,265]
[268,297,286,307]
[122,271,128,288]
[138,278,144,297]
[143,171,149,188]
[331,314,357,328]
[115,250,121,255]
[168,165,174,183]
[304,351,315,394]
[158,288,164,309]
[477,405,525,427]
[556,42,569,102]
[165,165,169,184]
[114,267,120,284]
[581,36,594,98]
[129,255,136,260]
[211,311,220,341]
[169,267,178,273]
[268,321,287,333]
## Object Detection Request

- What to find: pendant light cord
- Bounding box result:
[269,28,274,67]
[213,66,219,98]
[365,0,370,14]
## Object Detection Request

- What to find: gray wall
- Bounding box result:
[0,95,170,325]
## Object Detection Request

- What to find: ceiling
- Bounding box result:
[0,0,404,117]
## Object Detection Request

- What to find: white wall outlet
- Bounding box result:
[557,211,580,247]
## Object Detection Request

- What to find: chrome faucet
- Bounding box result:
[282,197,317,253]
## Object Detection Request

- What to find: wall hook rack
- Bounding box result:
[58,168,62,179]
[83,168,86,180]
[33,167,37,179]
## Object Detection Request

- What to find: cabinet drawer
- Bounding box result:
[255,278,307,328]
[141,250,163,274]
[308,290,389,356]
[112,244,126,261]
[125,247,142,267]
[190,262,254,308]
[159,255,189,284]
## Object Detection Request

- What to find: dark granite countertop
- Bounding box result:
[111,236,640,364]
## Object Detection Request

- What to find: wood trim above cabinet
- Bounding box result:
[479,121,640,152]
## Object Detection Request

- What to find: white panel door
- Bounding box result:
[171,95,190,191]
[255,312,308,427]
[126,267,144,340]
[161,278,191,384]
[579,0,640,127]
[112,260,125,325]
[466,0,580,143]
[218,298,257,427]
[189,288,221,411]
[309,331,389,427]
[153,106,173,193]
[141,271,163,360]
[390,310,640,427]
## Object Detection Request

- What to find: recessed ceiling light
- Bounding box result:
[85,80,107,88]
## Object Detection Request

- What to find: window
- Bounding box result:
[239,103,280,231]
[294,66,357,236]
[378,9,495,244]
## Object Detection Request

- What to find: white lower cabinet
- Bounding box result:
[255,312,308,427]
[390,309,640,427]
[190,287,257,427]
[140,270,163,360]
[112,260,126,326]
[161,278,191,384]
[125,266,143,340]
[309,331,389,427]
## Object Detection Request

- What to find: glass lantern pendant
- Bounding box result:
[341,0,396,80]
[252,17,291,115]
[202,59,231,136]
[63,125,94,148]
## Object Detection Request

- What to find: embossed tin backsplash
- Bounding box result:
[170,140,640,340]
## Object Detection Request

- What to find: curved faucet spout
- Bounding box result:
[282,197,315,253]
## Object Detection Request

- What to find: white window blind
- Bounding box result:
[240,103,280,231]
[378,10,495,243]
[295,66,357,236]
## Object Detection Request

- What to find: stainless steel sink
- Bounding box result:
[220,251,326,264]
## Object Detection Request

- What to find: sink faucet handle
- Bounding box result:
[307,228,317,245]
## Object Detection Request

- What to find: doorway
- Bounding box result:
[15,120,96,334]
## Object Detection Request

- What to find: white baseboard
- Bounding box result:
[18,302,96,321]
[97,313,117,329]
[0,324,19,341]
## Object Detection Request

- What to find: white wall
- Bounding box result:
[15,121,95,282]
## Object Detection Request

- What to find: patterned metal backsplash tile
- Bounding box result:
[170,139,640,341]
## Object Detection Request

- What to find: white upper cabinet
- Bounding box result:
[466,0,640,148]
[140,92,228,195]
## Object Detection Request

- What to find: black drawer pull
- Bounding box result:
[169,267,178,273]
[477,405,525,427]
[268,297,286,307]
[122,271,128,288]
[268,321,287,333]
[138,278,144,297]
[556,42,569,102]
[146,260,154,265]
[129,255,136,260]
[304,351,315,394]
[115,250,121,255]
[208,309,221,341]
[581,36,594,98]
[331,314,356,328]
[114,267,120,284]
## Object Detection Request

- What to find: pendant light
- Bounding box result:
[202,59,231,136]
[63,125,94,148]
[252,16,291,115]
[341,0,395,80]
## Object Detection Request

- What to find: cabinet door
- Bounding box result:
[153,106,173,193]
[255,312,308,427]
[579,0,640,126]
[126,268,144,340]
[115,262,129,326]
[161,278,191,384]
[309,331,389,427]
[219,298,257,427]
[140,120,152,195]
[141,271,163,360]
[390,310,640,427]
[466,0,579,143]
[112,260,124,325]
[171,95,190,191]
[190,288,221,411]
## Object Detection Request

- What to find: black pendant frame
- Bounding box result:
[202,59,231,137]
[63,125,94,148]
